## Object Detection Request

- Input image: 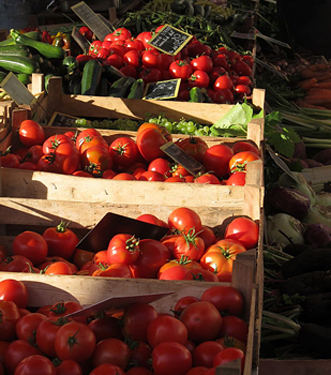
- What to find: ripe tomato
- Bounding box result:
[213,89,234,104]
[4,339,41,374]
[108,27,132,42]
[231,60,252,76]
[169,60,193,80]
[91,338,130,370]
[49,301,83,320]
[72,249,94,270]
[112,172,136,180]
[198,226,216,248]
[202,144,233,178]
[88,316,123,342]
[179,301,222,344]
[148,157,172,178]
[0,300,21,326]
[136,31,153,49]
[123,49,141,67]
[136,128,170,162]
[105,52,123,68]
[226,172,246,186]
[195,173,221,184]
[44,261,75,275]
[168,207,202,234]
[122,302,159,342]
[192,341,224,368]
[141,50,162,68]
[201,285,244,316]
[186,366,209,375]
[125,38,144,51]
[107,233,140,265]
[89,250,109,275]
[0,152,20,168]
[43,134,75,155]
[224,217,259,249]
[55,322,96,362]
[152,342,192,375]
[89,363,125,375]
[171,164,191,177]
[176,137,209,164]
[215,336,246,352]
[18,120,45,148]
[139,170,166,182]
[137,122,172,141]
[232,141,259,155]
[92,263,133,278]
[190,55,213,73]
[188,70,210,89]
[158,264,191,280]
[228,151,260,173]
[214,75,233,91]
[15,313,47,343]
[126,367,152,375]
[136,214,167,228]
[213,348,245,372]
[80,146,113,172]
[173,233,205,261]
[147,315,188,348]
[109,137,138,167]
[139,67,163,83]
[173,296,200,318]
[183,269,219,282]
[234,84,251,97]
[212,54,229,70]
[219,315,248,343]
[128,341,152,369]
[187,40,211,57]
[42,221,79,260]
[0,254,33,272]
[12,231,48,266]
[0,279,28,308]
[14,354,56,375]
[54,359,82,375]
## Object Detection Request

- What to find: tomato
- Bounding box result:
[201,285,243,316]
[54,359,82,375]
[139,67,163,84]
[148,157,172,178]
[75,129,103,148]
[110,28,132,42]
[80,146,113,173]
[126,367,152,375]
[202,145,233,178]
[169,60,193,80]
[125,38,144,51]
[129,239,169,278]
[225,217,259,249]
[19,161,37,170]
[229,151,260,174]
[139,170,166,182]
[120,64,138,78]
[0,279,28,308]
[77,135,109,155]
[43,134,74,155]
[141,50,162,68]
[0,341,9,363]
[226,172,246,186]
[232,141,259,155]
[187,70,210,89]
[14,354,56,375]
[187,40,211,57]
[136,214,167,228]
[89,363,125,375]
[241,54,254,68]
[55,322,96,362]
[182,269,219,282]
[160,53,175,70]
[213,348,245,372]
[215,336,246,352]
[235,84,251,98]
[136,31,153,48]
[0,319,16,341]
[4,340,41,374]
[18,120,45,148]
[219,315,248,343]
[79,26,93,41]
[109,137,138,167]
[0,300,20,326]
[0,152,20,168]
[192,341,224,368]
[158,256,201,276]
[89,250,109,275]
[136,127,170,162]
[212,54,229,70]
[176,137,209,164]
[213,89,234,104]
[123,49,141,67]
[12,231,48,266]
[72,170,93,178]
[195,173,221,185]
[122,302,159,342]
[112,172,136,180]
[15,313,47,343]
[173,296,200,318]
[198,226,216,248]
[91,338,131,369]
[168,208,202,235]
[173,232,205,261]
[44,261,75,275]
[0,255,33,272]
[213,75,233,91]
[164,176,185,183]
[72,249,94,270]
[231,60,252,76]
[186,366,209,375]
[179,301,222,344]
[88,316,122,342]
[105,52,123,68]
[36,317,70,358]
[92,263,133,278]
[49,301,83,320]
[190,55,213,73]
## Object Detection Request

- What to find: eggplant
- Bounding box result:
[304,223,331,247]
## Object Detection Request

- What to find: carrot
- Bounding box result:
[305,87,331,97]
[311,79,331,89]
[300,67,331,80]
[305,63,331,72]
[295,100,329,110]
[297,77,318,91]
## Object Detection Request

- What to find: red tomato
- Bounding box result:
[214,75,233,91]
[173,233,205,261]
[126,367,152,375]
[112,172,136,180]
[141,50,162,68]
[109,137,138,167]
[201,285,244,316]
[49,301,83,320]
[148,157,172,178]
[125,38,144,51]
[139,67,162,83]
[75,130,106,152]
[235,84,251,98]
[226,172,246,186]
[168,207,202,234]
[12,231,48,266]
[0,152,20,168]
[194,173,221,185]
[169,60,193,80]
[202,145,233,178]
[173,296,200,318]
[0,279,28,308]
[136,31,153,49]
[147,315,188,348]
[105,53,123,68]
[187,40,211,57]
[72,249,94,270]
[152,342,192,375]
[120,64,138,77]
[219,315,248,343]
[136,128,170,162]
[92,263,133,278]
[209,66,227,84]
[212,54,229,70]
[182,269,219,282]
[231,60,252,76]
[213,89,234,104]
[158,264,191,280]
[14,354,56,375]
[89,363,125,375]
[4,340,41,374]
[179,301,222,344]
[190,55,213,72]
[229,151,260,173]
[213,348,245,372]
[224,217,259,249]
[109,28,132,42]
[232,141,259,155]
[107,234,140,265]
[54,359,82,375]
[80,146,113,172]
[136,214,167,227]
[192,341,224,368]
[186,366,209,375]
[88,316,123,342]
[122,302,159,342]
[139,170,166,182]
[55,322,96,362]
[0,300,21,326]
[19,161,37,170]
[0,255,33,272]
[137,123,172,141]
[91,338,130,369]
[160,53,175,70]
[89,251,109,275]
[198,226,216,248]
[18,120,45,148]
[241,54,254,68]
[175,137,209,164]
[25,145,44,163]
[123,49,141,67]
[171,164,191,177]
[44,261,75,275]
[188,70,210,89]
[15,313,47,343]
[129,239,169,278]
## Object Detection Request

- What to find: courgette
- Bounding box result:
[81,59,103,95]
[0,56,39,74]
[97,77,109,96]
[188,87,203,103]
[16,73,31,85]
[108,76,136,98]
[127,78,144,99]
[0,71,6,83]
[102,64,125,83]
[0,45,31,58]
[10,29,65,60]
[0,30,42,47]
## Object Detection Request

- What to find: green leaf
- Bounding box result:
[212,103,251,130]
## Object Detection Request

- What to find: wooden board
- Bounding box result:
[259,359,331,375]
[302,165,331,192]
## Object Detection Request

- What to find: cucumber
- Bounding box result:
[189,87,203,103]
[108,76,136,98]
[81,59,102,95]
[127,78,144,99]
[102,64,125,83]
[97,77,109,96]
[0,45,31,58]
[16,73,31,85]
[0,30,42,47]
[10,29,64,60]
[0,56,39,74]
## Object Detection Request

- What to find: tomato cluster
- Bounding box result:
[0,279,247,375]
[79,27,254,103]
[8,120,261,185]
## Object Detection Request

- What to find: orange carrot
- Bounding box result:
[297,77,318,90]
[305,63,331,72]
[305,88,331,97]
[300,68,331,80]
[295,100,329,110]
[310,80,331,89]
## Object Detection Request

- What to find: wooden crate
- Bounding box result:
[259,359,331,375]
[302,165,331,192]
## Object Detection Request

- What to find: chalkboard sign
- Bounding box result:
[0,72,36,106]
[160,142,205,177]
[143,79,180,100]
[71,1,113,41]
[71,26,90,53]
[148,25,193,55]
[47,112,80,127]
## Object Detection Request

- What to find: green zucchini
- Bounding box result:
[0,56,40,74]
[0,45,31,57]
[16,73,31,85]
[127,78,145,99]
[102,64,125,83]
[66,72,82,94]
[81,59,102,95]
[188,87,203,103]
[97,77,109,96]
[108,76,136,98]
[0,71,6,83]
[10,29,64,60]
[0,30,42,47]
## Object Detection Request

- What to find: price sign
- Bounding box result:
[160,142,205,177]
[71,26,90,53]
[143,79,180,100]
[148,25,193,55]
[0,72,36,105]
[47,112,79,127]
[71,1,113,41]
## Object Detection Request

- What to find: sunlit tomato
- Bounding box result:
[0,279,28,308]
[88,316,123,342]
[226,172,246,186]
[18,120,45,148]
[107,233,140,265]
[80,146,113,172]
[173,233,205,261]
[136,31,153,48]
[224,217,259,249]
[235,76,252,86]
[44,261,75,275]
[12,231,48,266]
[192,341,224,368]
[232,141,260,155]
[136,128,170,162]
[183,269,219,282]
[89,40,102,56]
[14,354,56,375]
[125,38,144,51]
[190,55,213,73]
[109,44,128,57]
[109,137,138,167]
[141,50,162,68]
[213,348,245,372]
[75,129,103,148]
[136,214,167,227]
[148,158,172,178]
[213,89,234,104]
[72,170,93,177]
[188,70,210,89]
[89,250,109,275]
[209,67,227,85]
[175,136,209,163]
[214,75,233,91]
[229,151,261,174]
[202,145,233,178]
[169,60,193,80]
[171,164,191,177]
[108,28,132,42]
[235,84,251,98]
[112,172,136,180]
[168,207,202,234]
[195,173,221,184]
[139,170,166,182]
[123,49,141,67]
[105,52,123,69]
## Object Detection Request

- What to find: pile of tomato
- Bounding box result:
[0,279,248,375]
[79,26,254,103]
[2,119,261,185]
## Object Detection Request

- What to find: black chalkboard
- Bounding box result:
[160,142,205,177]
[48,112,79,127]
[148,25,193,55]
[143,79,180,100]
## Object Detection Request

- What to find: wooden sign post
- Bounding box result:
[0,73,36,106]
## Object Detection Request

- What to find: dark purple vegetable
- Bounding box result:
[303,159,324,168]
[265,186,311,220]
[302,292,331,322]
[282,243,317,256]
[304,223,331,247]
[312,149,331,164]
